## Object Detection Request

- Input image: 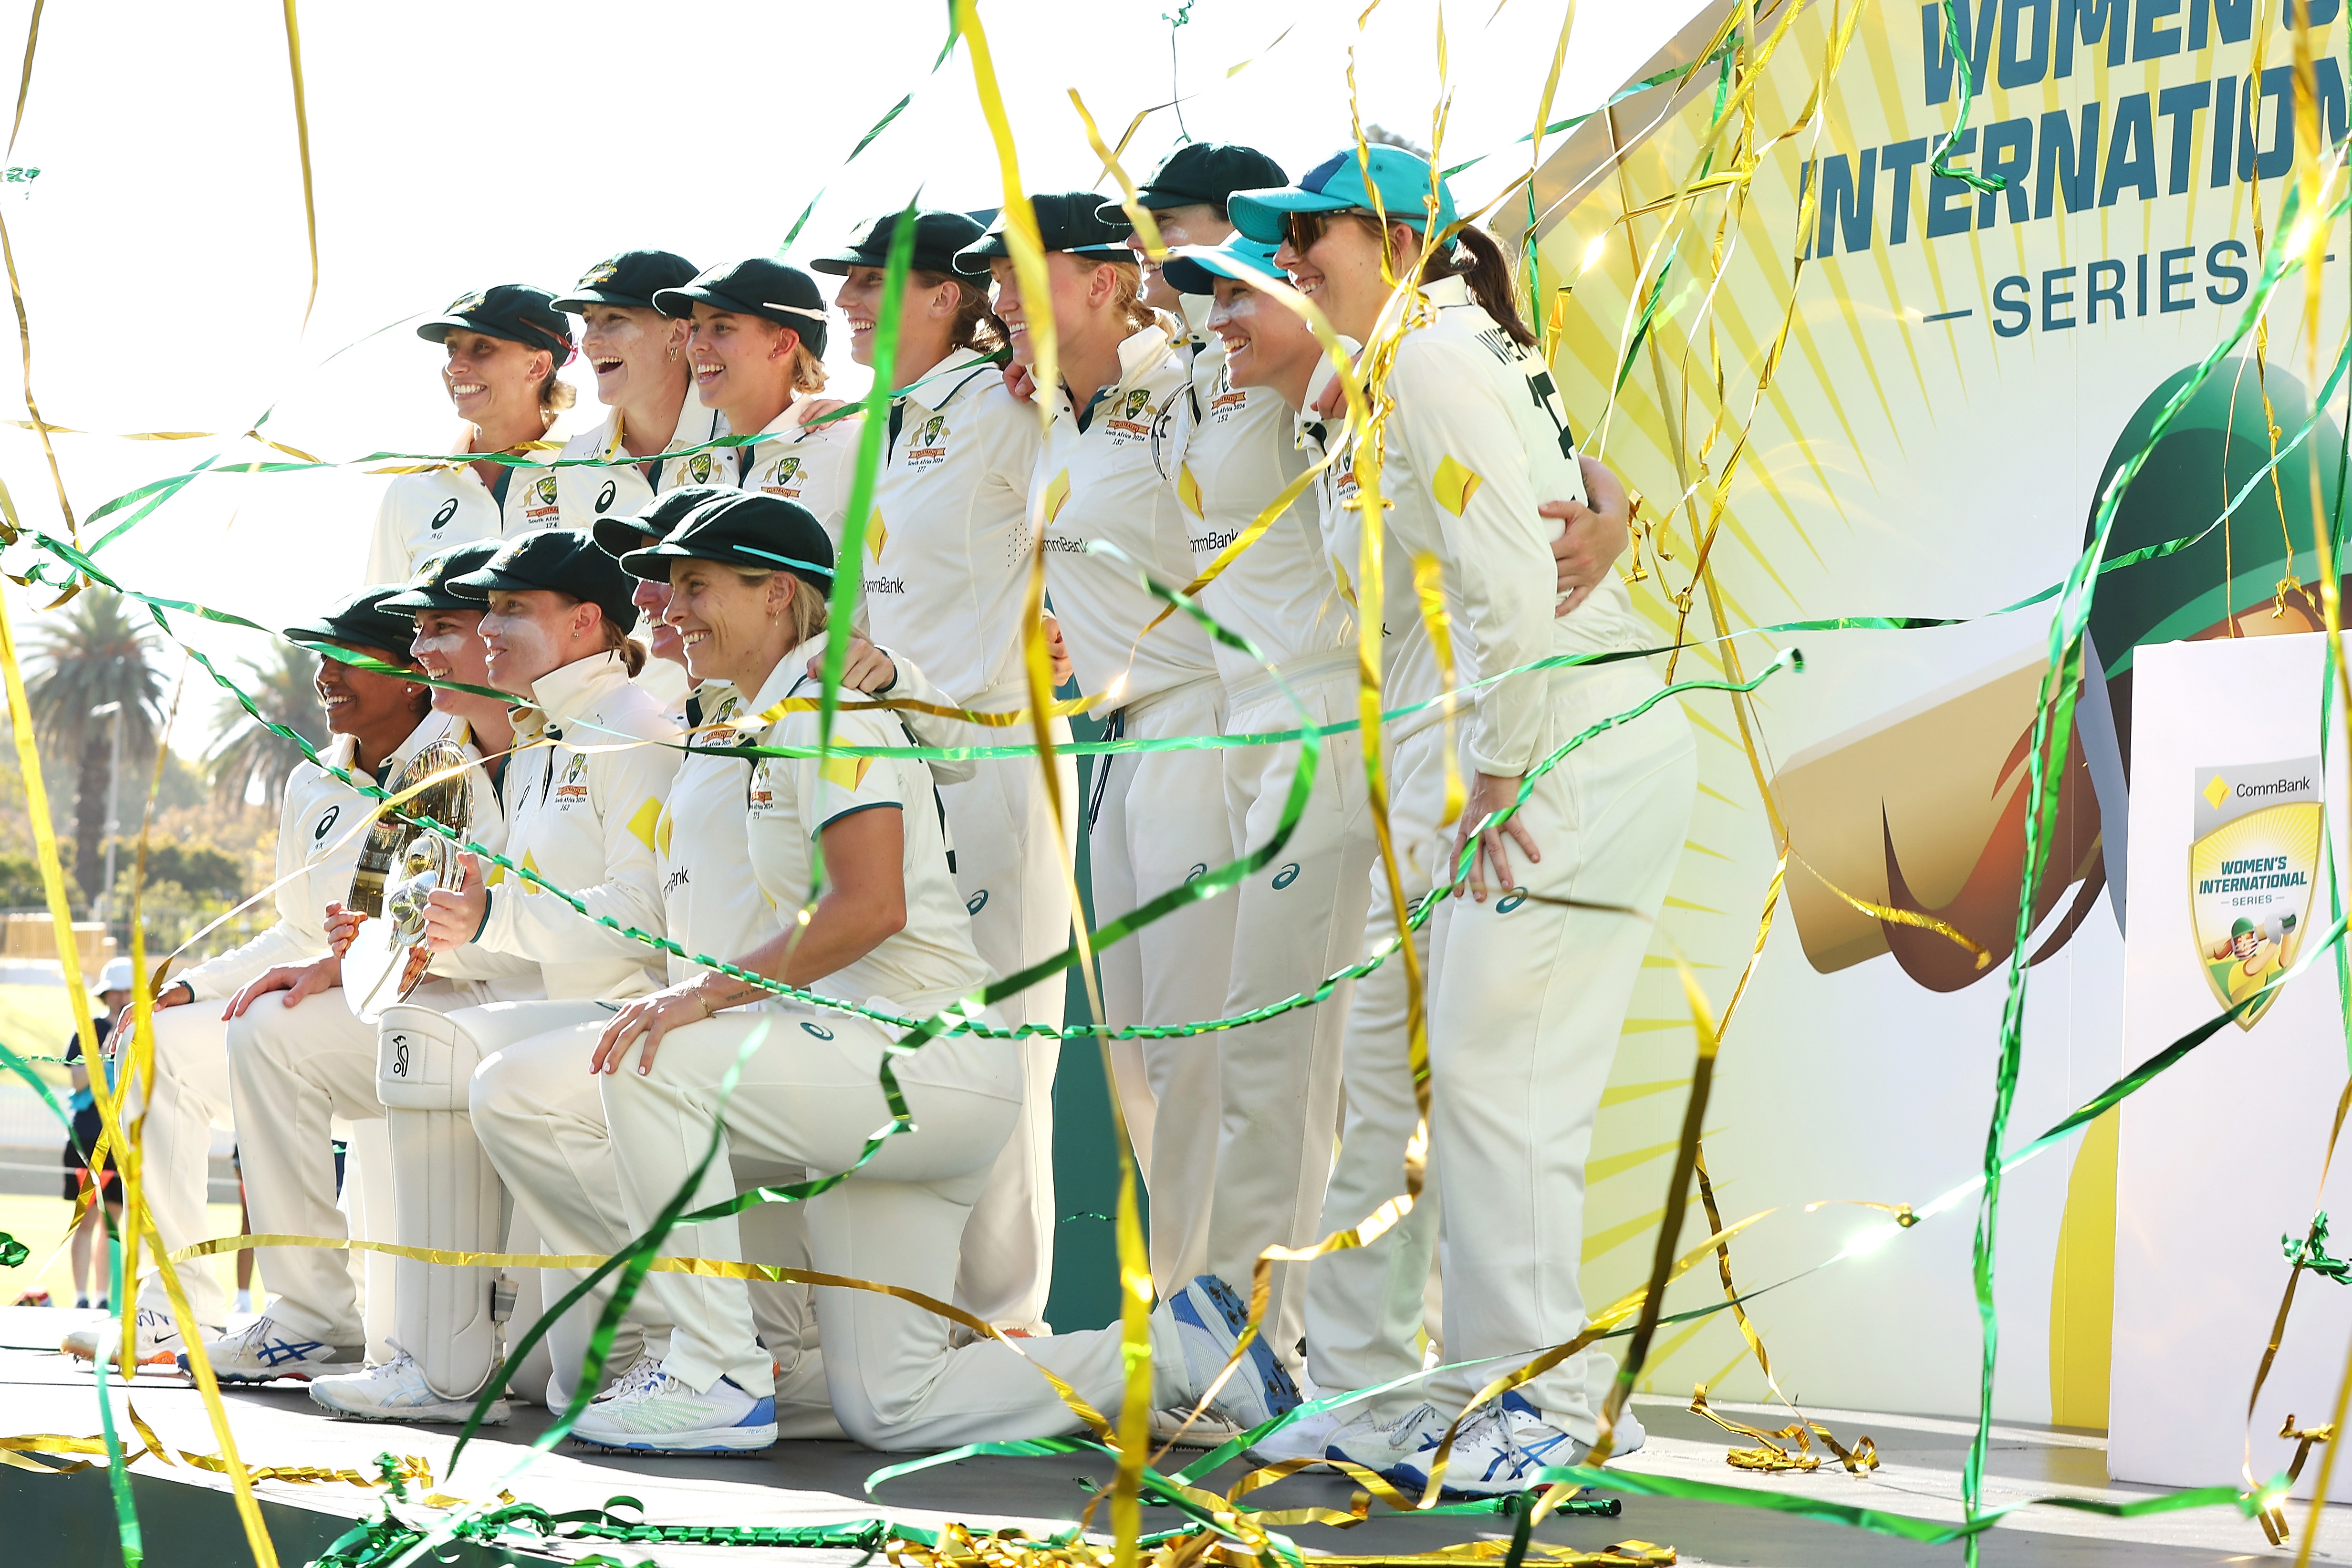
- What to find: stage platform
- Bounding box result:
[0,1308,2330,1567]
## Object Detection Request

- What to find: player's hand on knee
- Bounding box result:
[592,983,709,1077]
[1540,457,1633,616]
[154,979,193,1009]
[421,854,487,952]
[323,901,362,958]
[812,636,897,694]
[224,959,328,1019]
[1454,771,1538,903]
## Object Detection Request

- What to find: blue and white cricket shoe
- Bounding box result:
[185,1316,362,1384]
[1387,1391,1642,1497]
[1324,1399,1449,1486]
[567,1358,776,1455]
[1165,1274,1302,1434]
[307,1346,510,1424]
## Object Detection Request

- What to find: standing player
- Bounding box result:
[813,208,1075,1336]
[1154,236,1372,1381]
[364,286,585,584]
[1239,148,1696,1490]
[550,250,719,527]
[67,590,439,1368]
[957,197,1233,1313]
[302,532,681,1423]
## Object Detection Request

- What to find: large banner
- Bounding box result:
[1538,0,2346,1424]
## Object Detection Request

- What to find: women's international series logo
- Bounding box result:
[2190,756,2324,1028]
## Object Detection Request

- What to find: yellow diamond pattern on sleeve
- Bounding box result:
[819,754,874,791]
[867,508,887,561]
[1042,467,1072,524]
[655,808,675,858]
[513,848,540,892]
[1432,454,1483,517]
[1176,462,1204,518]
[626,796,664,852]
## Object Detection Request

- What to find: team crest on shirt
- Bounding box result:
[687,452,714,484]
[748,759,776,813]
[1333,457,1360,506]
[1207,368,1248,423]
[905,415,949,470]
[553,752,591,806]
[762,455,804,498]
[1106,387,1157,444]
[526,473,561,521]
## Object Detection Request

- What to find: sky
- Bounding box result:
[0,0,1701,746]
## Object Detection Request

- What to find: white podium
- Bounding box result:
[2110,631,2352,1495]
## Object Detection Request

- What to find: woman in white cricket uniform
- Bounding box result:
[654,261,863,590]
[62,591,438,1368]
[956,196,1234,1309]
[201,542,533,1384]
[302,532,680,1424]
[813,208,1076,1337]
[468,488,840,1434]
[364,286,587,585]
[1236,148,1696,1492]
[550,495,1293,1454]
[1151,236,1374,1380]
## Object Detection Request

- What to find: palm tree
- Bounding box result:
[24,590,164,905]
[206,642,326,810]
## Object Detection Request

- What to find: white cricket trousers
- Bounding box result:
[603,1004,1182,1450]
[118,1003,236,1328]
[1302,723,1455,1405]
[124,1001,395,1343]
[472,1016,841,1436]
[1207,658,1374,1369]
[942,714,1078,1333]
[228,985,446,1350]
[1093,675,1238,1301]
[1419,663,1696,1441]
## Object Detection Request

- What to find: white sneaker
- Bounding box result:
[1151,1405,1245,1449]
[190,1317,365,1384]
[1394,1392,1595,1498]
[62,1306,218,1369]
[1163,1275,1302,1437]
[1326,1399,1449,1485]
[1246,1402,1341,1468]
[307,1348,510,1424]
[567,1359,776,1455]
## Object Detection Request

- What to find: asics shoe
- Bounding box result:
[307,1348,509,1424]
[1326,1399,1449,1487]
[63,1305,218,1368]
[567,1359,776,1455]
[189,1317,364,1384]
[1163,1274,1301,1437]
[1392,1392,1596,1498]
[1246,1401,1341,1468]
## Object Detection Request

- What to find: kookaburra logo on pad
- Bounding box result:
[390,1034,411,1077]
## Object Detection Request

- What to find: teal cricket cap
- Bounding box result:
[1229,145,1461,245]
[1160,238,1286,296]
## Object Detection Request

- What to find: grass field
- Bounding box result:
[0,1192,246,1308]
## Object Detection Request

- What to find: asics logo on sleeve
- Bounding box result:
[1185,862,1209,883]
[1271,863,1300,890]
[313,805,339,841]
[966,890,989,915]
[1495,893,1527,914]
[431,498,459,530]
[800,1021,834,1040]
[596,479,616,513]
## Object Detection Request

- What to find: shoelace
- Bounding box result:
[609,1358,669,1402]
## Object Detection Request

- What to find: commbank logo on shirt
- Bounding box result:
[865,575,906,595]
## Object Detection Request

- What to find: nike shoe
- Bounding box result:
[307,1348,510,1424]
[1391,1391,1616,1498]
[566,1358,777,1455]
[189,1317,365,1384]
[63,1305,218,1369]
[1325,1399,1448,1487]
[1163,1275,1302,1436]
